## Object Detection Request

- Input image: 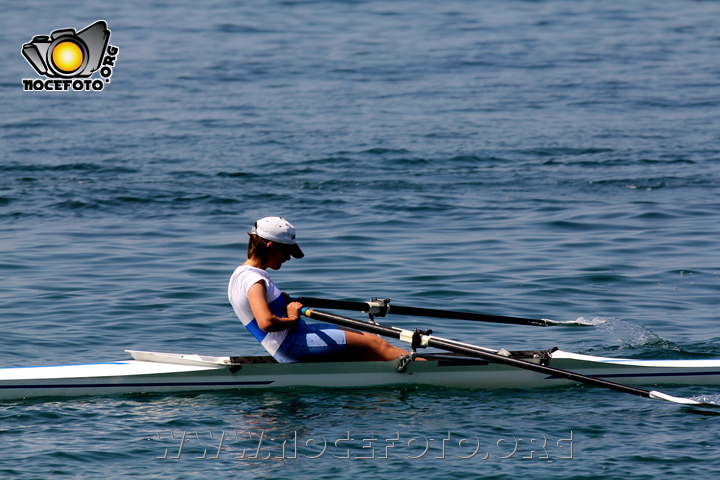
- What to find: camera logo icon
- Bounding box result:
[22,21,119,91]
[23,20,110,78]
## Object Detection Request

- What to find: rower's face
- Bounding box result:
[268,244,291,270]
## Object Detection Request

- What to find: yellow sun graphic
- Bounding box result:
[52,41,84,73]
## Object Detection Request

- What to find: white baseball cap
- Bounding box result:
[250,216,304,258]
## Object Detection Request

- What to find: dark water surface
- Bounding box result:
[2,0,720,478]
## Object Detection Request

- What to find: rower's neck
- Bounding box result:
[243,258,267,270]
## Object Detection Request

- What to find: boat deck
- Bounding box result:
[0,349,719,401]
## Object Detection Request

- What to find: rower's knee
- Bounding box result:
[367,334,407,360]
[345,331,406,361]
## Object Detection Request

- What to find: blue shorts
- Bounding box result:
[275,323,347,362]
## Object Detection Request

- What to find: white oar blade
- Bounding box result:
[649,390,701,405]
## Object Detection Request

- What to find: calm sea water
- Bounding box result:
[2,0,720,478]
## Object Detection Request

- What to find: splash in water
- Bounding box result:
[689,394,720,406]
[576,316,667,349]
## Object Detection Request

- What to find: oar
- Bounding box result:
[294,296,578,327]
[300,307,704,406]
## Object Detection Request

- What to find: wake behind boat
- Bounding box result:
[2,347,720,401]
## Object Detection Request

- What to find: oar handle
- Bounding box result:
[294,297,380,313]
[294,296,551,327]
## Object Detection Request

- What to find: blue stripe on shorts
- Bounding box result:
[275,323,347,362]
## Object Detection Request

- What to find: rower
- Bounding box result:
[228,216,411,363]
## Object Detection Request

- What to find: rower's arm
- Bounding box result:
[247,281,301,332]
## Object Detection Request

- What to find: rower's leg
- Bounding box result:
[342,330,409,361]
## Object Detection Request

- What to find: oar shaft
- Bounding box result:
[392,304,549,327]
[295,296,550,327]
[301,308,691,402]
[424,335,652,398]
[301,307,404,339]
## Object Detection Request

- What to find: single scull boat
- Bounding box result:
[1,347,720,401]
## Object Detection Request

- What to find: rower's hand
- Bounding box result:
[287,301,303,322]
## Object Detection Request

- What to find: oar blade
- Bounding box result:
[649,390,701,405]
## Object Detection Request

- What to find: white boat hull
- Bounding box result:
[1,349,720,400]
